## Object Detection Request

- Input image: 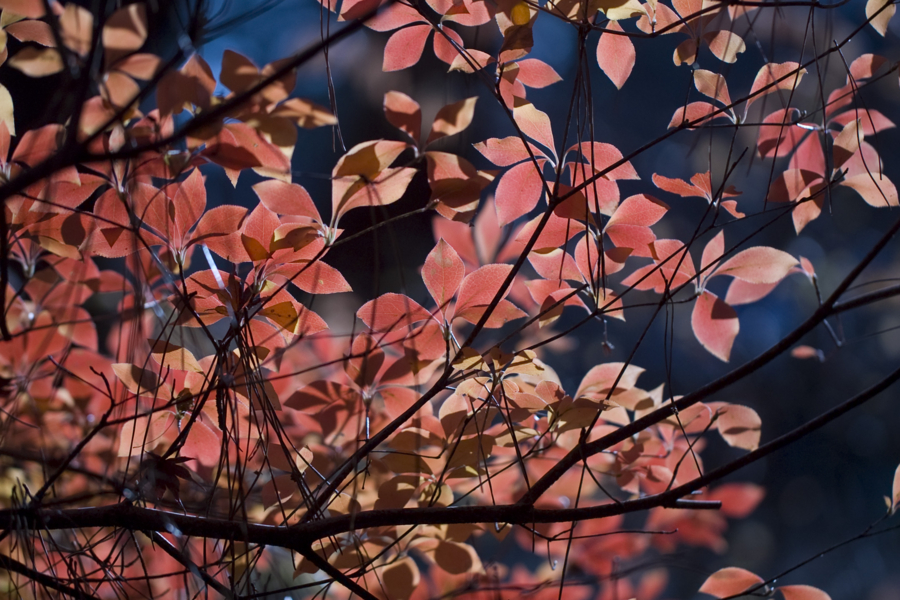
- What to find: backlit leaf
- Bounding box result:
[699,567,763,598]
[714,247,798,284]
[779,585,832,600]
[384,91,422,143]
[358,293,433,331]
[748,62,807,110]
[149,340,203,372]
[427,97,478,145]
[596,22,635,90]
[866,0,895,36]
[424,239,465,315]
[692,291,739,362]
[717,404,762,450]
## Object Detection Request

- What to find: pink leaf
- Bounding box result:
[495,160,545,225]
[384,91,422,143]
[423,239,465,314]
[653,173,702,198]
[714,247,798,284]
[253,180,320,220]
[778,585,832,600]
[383,25,431,71]
[707,483,765,518]
[840,173,900,208]
[427,97,478,145]
[473,136,535,166]
[568,142,639,181]
[515,58,562,88]
[606,194,668,228]
[358,293,433,331]
[699,567,763,598]
[512,101,555,157]
[725,279,779,306]
[767,169,823,203]
[694,69,732,105]
[456,264,513,314]
[669,102,723,129]
[702,30,745,63]
[748,62,807,110]
[692,291,739,362]
[716,403,762,450]
[596,22,635,89]
[892,463,900,514]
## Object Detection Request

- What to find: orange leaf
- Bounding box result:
[149,340,203,372]
[427,97,478,145]
[748,62,806,110]
[699,567,764,598]
[694,69,732,106]
[8,47,63,77]
[779,585,832,600]
[716,404,762,451]
[384,91,422,143]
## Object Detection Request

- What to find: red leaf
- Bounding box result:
[278,261,352,295]
[515,58,561,88]
[748,62,807,110]
[366,3,426,30]
[253,179,320,220]
[692,291,739,362]
[454,298,526,327]
[653,173,702,198]
[848,53,888,81]
[767,169,823,203]
[714,247,798,284]
[606,194,668,228]
[424,239,465,315]
[725,279,779,306]
[528,248,583,281]
[495,160,546,225]
[708,483,765,518]
[699,567,763,598]
[669,102,722,128]
[596,22,635,89]
[455,264,513,314]
[358,293,433,331]
[778,585,832,600]
[568,141,639,181]
[383,25,431,71]
[757,108,805,158]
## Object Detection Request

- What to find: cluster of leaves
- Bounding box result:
[0,0,900,599]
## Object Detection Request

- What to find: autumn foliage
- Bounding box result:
[1,0,900,598]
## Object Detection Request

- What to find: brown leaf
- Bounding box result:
[8,46,63,77]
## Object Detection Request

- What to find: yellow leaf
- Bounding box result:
[866,0,895,36]
[8,46,63,77]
